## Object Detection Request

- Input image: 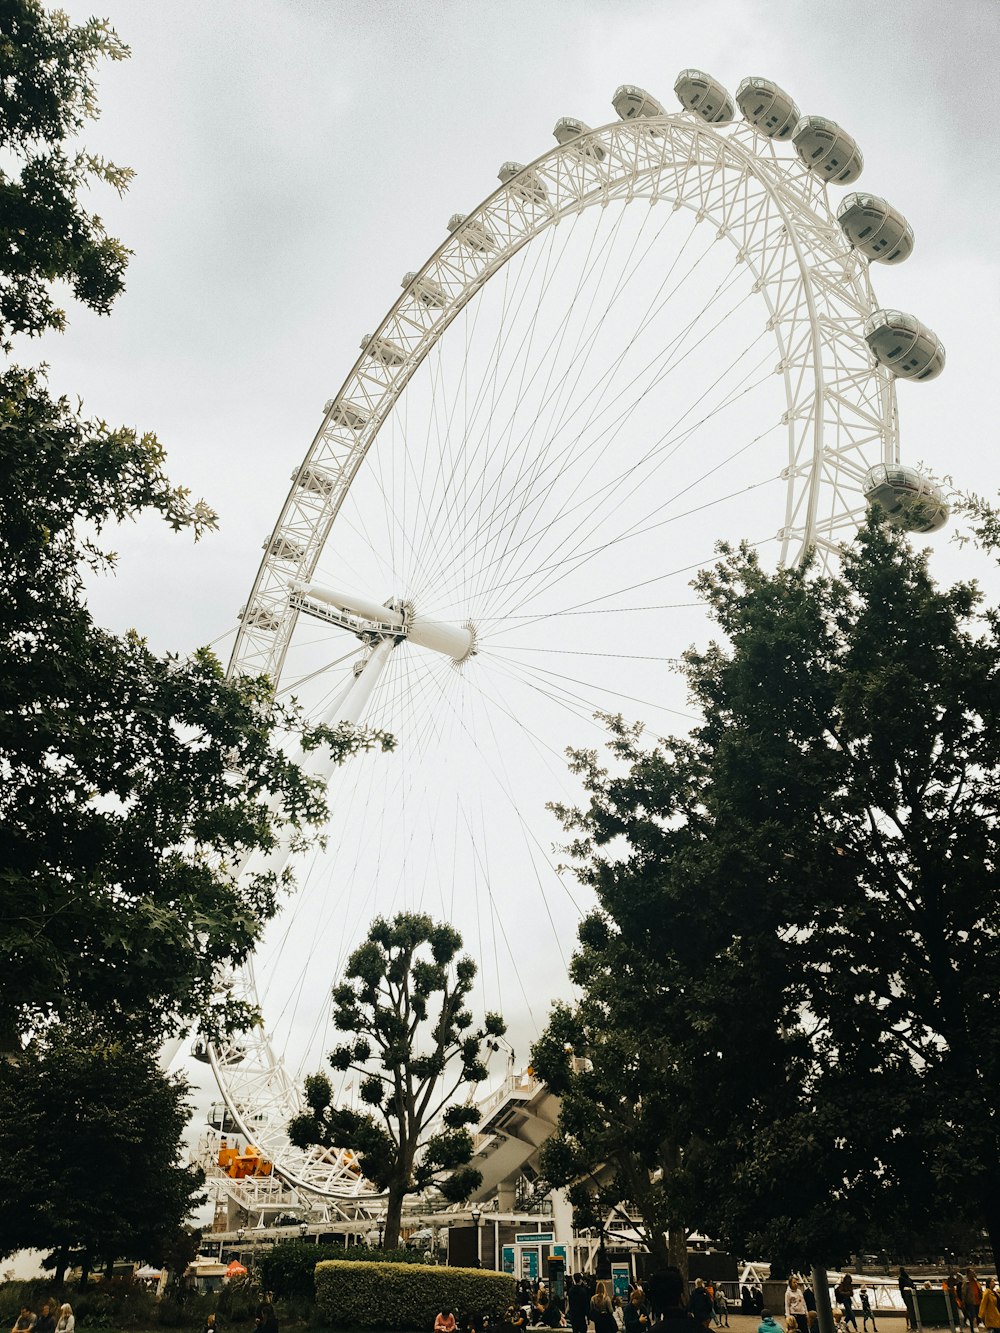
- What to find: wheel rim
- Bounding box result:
[212,111,897,1205]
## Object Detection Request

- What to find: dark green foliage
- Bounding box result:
[0,9,394,1047]
[215,1278,259,1323]
[290,913,504,1248]
[538,514,1000,1272]
[0,367,393,1046]
[257,1241,423,1300]
[314,1260,513,1330]
[0,0,133,348]
[0,1024,202,1268]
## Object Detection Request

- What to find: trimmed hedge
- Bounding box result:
[315,1260,514,1330]
[259,1241,425,1300]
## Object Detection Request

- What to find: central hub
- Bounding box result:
[290,582,477,664]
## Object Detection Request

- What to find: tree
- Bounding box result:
[541,514,1000,1273]
[0,7,394,1046]
[0,0,132,349]
[289,912,506,1249]
[0,1022,203,1280]
[0,367,394,1046]
[532,708,808,1277]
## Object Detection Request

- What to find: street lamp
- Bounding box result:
[236,1226,246,1265]
[299,1223,309,1241]
[471,1206,482,1269]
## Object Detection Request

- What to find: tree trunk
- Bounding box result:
[104,1255,114,1280]
[52,1247,68,1285]
[78,1255,91,1290]
[667,1228,689,1286]
[813,1266,836,1333]
[383,1179,405,1250]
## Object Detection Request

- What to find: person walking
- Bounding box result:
[964,1270,983,1332]
[785,1278,808,1333]
[835,1276,858,1333]
[715,1289,730,1329]
[858,1286,877,1333]
[568,1276,591,1333]
[690,1281,714,1331]
[979,1279,1000,1333]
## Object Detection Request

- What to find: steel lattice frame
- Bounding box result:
[212,111,899,1204]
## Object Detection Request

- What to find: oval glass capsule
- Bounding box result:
[498,161,549,206]
[736,77,800,139]
[863,463,948,533]
[674,69,735,124]
[553,116,606,161]
[612,84,667,122]
[837,193,914,265]
[792,115,863,184]
[864,309,945,382]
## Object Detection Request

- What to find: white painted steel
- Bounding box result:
[216,106,902,1202]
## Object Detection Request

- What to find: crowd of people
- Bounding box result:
[435,1269,738,1333]
[434,1265,1000,1333]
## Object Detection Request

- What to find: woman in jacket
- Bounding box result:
[979,1280,1000,1332]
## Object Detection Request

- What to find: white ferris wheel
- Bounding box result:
[205,71,947,1217]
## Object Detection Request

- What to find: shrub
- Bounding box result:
[315,1260,514,1330]
[258,1242,424,1301]
[216,1276,258,1322]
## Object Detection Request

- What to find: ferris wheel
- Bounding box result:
[207,71,947,1211]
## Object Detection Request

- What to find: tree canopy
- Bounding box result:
[0,1022,203,1278]
[289,912,505,1249]
[0,364,392,1046]
[537,515,1000,1272]
[0,0,133,348]
[0,4,393,1047]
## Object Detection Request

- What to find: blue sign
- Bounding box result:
[522,1249,539,1280]
[611,1263,631,1300]
[502,1246,515,1275]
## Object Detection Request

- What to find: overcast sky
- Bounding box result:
[14,0,1000,1223]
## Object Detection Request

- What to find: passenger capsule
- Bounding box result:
[446,213,496,252]
[836,193,914,265]
[324,399,369,431]
[361,333,407,368]
[792,115,863,184]
[735,77,800,139]
[265,535,305,563]
[498,161,549,206]
[612,85,667,123]
[863,463,948,533]
[293,465,336,498]
[864,309,945,382]
[240,605,282,632]
[553,116,607,161]
[401,272,448,308]
[674,69,735,124]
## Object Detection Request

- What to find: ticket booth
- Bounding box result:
[510,1231,568,1284]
